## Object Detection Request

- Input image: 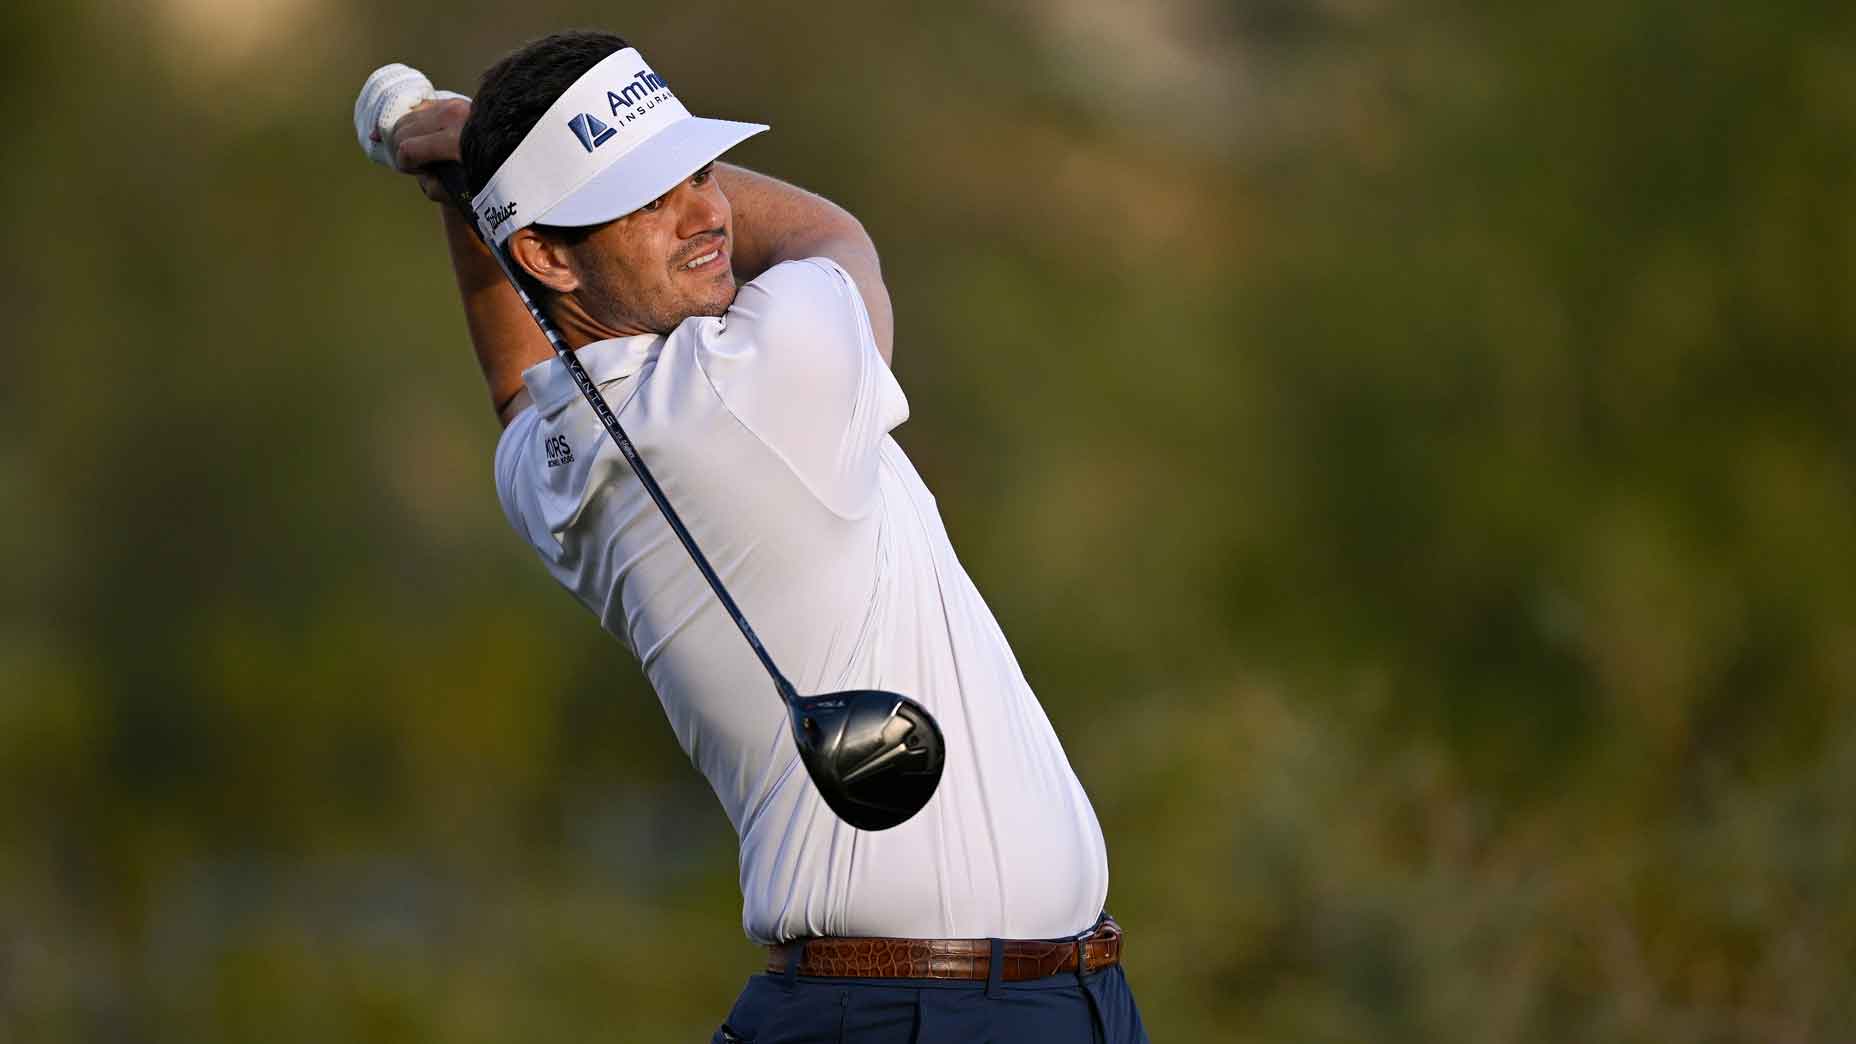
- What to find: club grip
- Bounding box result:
[429,161,475,214]
[425,161,487,245]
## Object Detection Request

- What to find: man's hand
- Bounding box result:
[375,96,472,203]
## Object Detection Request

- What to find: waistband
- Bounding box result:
[766,915,1123,982]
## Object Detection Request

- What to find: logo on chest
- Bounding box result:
[544,433,575,468]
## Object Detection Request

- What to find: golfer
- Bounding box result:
[386,29,1147,1042]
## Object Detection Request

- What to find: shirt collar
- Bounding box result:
[520,333,662,416]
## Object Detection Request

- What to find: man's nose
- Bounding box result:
[674,180,726,237]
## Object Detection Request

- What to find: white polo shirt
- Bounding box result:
[493,258,1108,945]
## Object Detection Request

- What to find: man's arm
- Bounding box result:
[389,101,895,429]
[716,163,895,365]
[439,204,556,423]
[391,97,551,424]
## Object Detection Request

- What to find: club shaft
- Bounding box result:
[432,162,800,706]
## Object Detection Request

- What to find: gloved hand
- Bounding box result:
[385,93,472,203]
[354,63,471,203]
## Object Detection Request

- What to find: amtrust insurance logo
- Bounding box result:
[567,112,617,152]
[567,70,675,153]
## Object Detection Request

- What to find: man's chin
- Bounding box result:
[651,285,740,334]
[681,280,741,323]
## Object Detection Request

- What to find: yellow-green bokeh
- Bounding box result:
[3,0,1853,1040]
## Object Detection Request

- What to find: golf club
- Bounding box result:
[355,64,945,831]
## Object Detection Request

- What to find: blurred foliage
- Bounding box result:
[3,0,1854,1040]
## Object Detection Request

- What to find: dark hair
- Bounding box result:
[461,29,631,196]
[461,30,628,302]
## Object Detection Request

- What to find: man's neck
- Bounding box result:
[495,300,652,429]
[548,294,653,350]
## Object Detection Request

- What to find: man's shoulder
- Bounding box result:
[491,402,558,551]
[719,258,861,341]
[741,256,858,298]
[493,401,540,488]
[672,257,904,520]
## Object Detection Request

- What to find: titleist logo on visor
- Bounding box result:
[480,200,518,231]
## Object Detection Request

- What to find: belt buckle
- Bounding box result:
[1076,912,1116,977]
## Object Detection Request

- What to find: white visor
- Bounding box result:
[470,47,768,246]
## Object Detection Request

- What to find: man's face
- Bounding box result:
[550,164,736,335]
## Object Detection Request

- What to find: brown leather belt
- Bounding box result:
[766,916,1123,982]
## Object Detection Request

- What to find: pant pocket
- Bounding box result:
[714,974,794,1043]
[1083,967,1151,1044]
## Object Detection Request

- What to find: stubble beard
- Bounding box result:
[583,269,739,336]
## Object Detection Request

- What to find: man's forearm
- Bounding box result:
[717,164,894,361]
[719,163,866,278]
[439,204,554,421]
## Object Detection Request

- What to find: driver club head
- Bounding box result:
[789,690,945,831]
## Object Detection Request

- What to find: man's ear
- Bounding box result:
[507,227,580,294]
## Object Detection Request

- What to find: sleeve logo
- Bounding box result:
[544,433,576,468]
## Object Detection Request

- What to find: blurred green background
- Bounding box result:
[4,0,1854,1040]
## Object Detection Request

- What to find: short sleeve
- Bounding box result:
[492,404,564,560]
[691,258,908,517]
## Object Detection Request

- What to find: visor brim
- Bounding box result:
[532,116,768,230]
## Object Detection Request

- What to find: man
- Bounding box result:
[385,29,1147,1042]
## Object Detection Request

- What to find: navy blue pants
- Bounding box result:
[711,960,1148,1043]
